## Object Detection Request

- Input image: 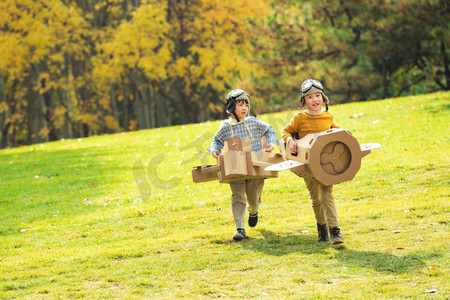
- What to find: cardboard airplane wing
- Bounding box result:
[266,128,381,186]
[193,129,381,186]
[264,160,306,171]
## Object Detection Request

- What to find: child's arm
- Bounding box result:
[256,119,277,152]
[281,115,300,153]
[207,124,227,159]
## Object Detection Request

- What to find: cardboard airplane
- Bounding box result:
[265,128,381,185]
[192,136,285,183]
[192,128,380,185]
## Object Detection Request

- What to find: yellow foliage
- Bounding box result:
[104,115,120,131]
[128,119,138,131]
[0,0,274,144]
[38,127,50,139]
[93,2,172,86]
[0,102,9,113]
[77,113,101,131]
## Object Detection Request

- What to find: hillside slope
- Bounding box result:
[0,92,448,298]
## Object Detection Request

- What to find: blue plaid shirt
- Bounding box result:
[208,117,278,153]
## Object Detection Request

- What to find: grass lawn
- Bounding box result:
[0,91,449,299]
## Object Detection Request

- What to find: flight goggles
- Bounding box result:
[301,79,324,94]
[227,89,247,101]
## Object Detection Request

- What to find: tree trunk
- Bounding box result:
[26,88,37,145]
[134,89,144,130]
[148,87,154,128]
[43,90,59,141]
[140,88,151,129]
[63,54,73,139]
[382,62,388,99]
[0,80,9,148]
[109,83,120,132]
[123,86,130,131]
[441,41,450,90]
[36,93,48,143]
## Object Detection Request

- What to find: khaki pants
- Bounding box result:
[229,178,265,229]
[303,176,339,228]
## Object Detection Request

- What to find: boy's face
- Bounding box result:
[304,92,324,111]
[232,100,249,119]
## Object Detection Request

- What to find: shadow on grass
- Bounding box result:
[334,250,434,274]
[241,229,333,256]
[236,230,441,275]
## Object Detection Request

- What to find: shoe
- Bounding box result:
[329,226,344,244]
[233,228,246,241]
[317,223,330,243]
[248,213,258,227]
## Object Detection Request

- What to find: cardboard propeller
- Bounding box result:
[265,128,381,186]
[192,136,284,183]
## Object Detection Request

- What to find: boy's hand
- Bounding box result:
[265,145,274,152]
[289,140,297,154]
[212,150,221,159]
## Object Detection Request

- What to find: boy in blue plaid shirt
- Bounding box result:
[208,89,278,241]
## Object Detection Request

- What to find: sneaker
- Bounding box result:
[317,223,330,243]
[233,228,246,241]
[329,226,344,244]
[248,213,258,227]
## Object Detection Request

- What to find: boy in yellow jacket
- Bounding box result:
[281,79,344,244]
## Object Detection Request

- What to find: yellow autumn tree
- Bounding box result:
[93,2,173,130]
[0,0,90,146]
[93,0,270,130]
[164,0,270,124]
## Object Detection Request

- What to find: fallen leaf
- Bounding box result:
[349,112,365,119]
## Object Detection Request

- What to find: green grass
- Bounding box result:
[0,92,449,299]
